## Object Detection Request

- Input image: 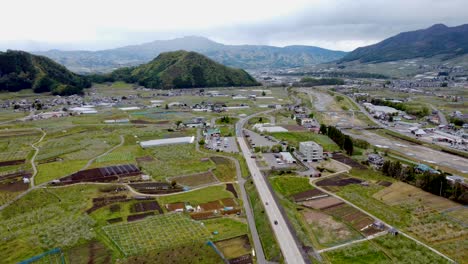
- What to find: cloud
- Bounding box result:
[0,0,467,51]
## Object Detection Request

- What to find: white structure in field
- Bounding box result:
[279,152,295,164]
[299,141,323,162]
[140,136,195,148]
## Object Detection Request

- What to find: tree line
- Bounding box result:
[320,125,353,155]
[381,160,467,204]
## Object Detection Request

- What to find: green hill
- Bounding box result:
[340,24,468,63]
[0,50,91,95]
[107,50,260,89]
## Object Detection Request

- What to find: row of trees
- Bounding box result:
[381,160,466,204]
[370,98,430,118]
[320,125,353,155]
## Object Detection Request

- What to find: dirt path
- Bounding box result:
[30,128,46,187]
[81,135,125,170]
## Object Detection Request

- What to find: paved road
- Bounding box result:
[196,129,267,264]
[236,111,308,264]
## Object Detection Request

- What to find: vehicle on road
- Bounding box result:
[274,220,278,225]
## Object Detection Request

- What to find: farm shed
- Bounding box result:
[196,201,223,212]
[279,152,296,164]
[139,136,195,148]
[59,164,140,184]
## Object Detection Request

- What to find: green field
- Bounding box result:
[269,176,314,197]
[203,218,249,241]
[103,214,211,256]
[158,185,234,206]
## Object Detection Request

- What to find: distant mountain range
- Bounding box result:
[96,50,259,89]
[0,50,90,95]
[34,36,347,73]
[340,24,468,63]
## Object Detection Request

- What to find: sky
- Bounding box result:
[1,0,467,52]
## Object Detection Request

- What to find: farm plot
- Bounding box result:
[302,197,344,210]
[0,151,29,162]
[139,144,214,180]
[168,171,219,187]
[301,210,362,248]
[211,157,237,182]
[323,204,377,235]
[332,153,367,169]
[102,214,211,256]
[215,235,252,260]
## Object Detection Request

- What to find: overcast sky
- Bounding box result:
[1,0,467,52]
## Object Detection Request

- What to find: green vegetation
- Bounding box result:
[245,181,282,262]
[323,234,452,264]
[100,51,260,89]
[0,50,91,95]
[35,160,88,184]
[370,98,429,118]
[158,185,234,205]
[269,176,313,197]
[203,218,248,241]
[211,157,237,182]
[272,132,340,151]
[296,77,345,86]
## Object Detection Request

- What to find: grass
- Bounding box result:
[102,214,211,256]
[140,144,215,180]
[323,240,390,263]
[35,159,88,184]
[65,240,113,264]
[215,235,251,259]
[211,156,237,182]
[0,184,114,263]
[158,185,234,206]
[245,180,282,262]
[168,172,218,187]
[272,132,340,151]
[269,176,313,197]
[203,218,249,241]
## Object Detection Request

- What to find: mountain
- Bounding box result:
[0,50,91,95]
[34,36,347,73]
[104,50,260,89]
[340,24,468,63]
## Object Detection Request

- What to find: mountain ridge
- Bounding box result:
[340,23,468,63]
[34,36,347,73]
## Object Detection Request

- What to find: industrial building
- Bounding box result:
[298,141,323,162]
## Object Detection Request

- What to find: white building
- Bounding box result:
[139,136,195,148]
[299,141,323,162]
[279,152,295,164]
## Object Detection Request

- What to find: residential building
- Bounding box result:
[298,141,323,162]
[279,152,296,164]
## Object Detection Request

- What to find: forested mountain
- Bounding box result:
[35,36,347,73]
[99,50,260,89]
[0,50,91,95]
[340,24,468,63]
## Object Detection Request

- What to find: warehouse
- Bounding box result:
[140,136,195,148]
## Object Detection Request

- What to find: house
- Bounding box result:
[413,129,426,137]
[196,201,223,212]
[205,128,221,138]
[185,204,194,212]
[298,141,323,162]
[415,164,440,174]
[368,154,384,166]
[166,202,185,212]
[446,175,465,185]
[279,152,296,164]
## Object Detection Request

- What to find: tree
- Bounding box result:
[258,117,263,123]
[262,91,266,96]
[308,113,314,118]
[343,135,353,155]
[175,120,182,128]
[319,124,327,135]
[165,104,169,110]
[382,160,391,175]
[198,139,205,145]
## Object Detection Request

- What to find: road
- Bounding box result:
[304,89,468,174]
[236,112,308,264]
[195,129,267,264]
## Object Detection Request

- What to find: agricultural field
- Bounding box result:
[0,184,115,263]
[269,176,314,197]
[168,171,219,188]
[323,234,452,264]
[65,241,113,264]
[102,213,212,256]
[272,131,340,151]
[215,235,252,259]
[203,218,249,241]
[211,156,237,182]
[158,184,235,206]
[139,144,215,180]
[323,170,467,263]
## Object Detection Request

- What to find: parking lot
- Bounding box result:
[262,153,297,169]
[205,136,239,153]
[244,129,280,148]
